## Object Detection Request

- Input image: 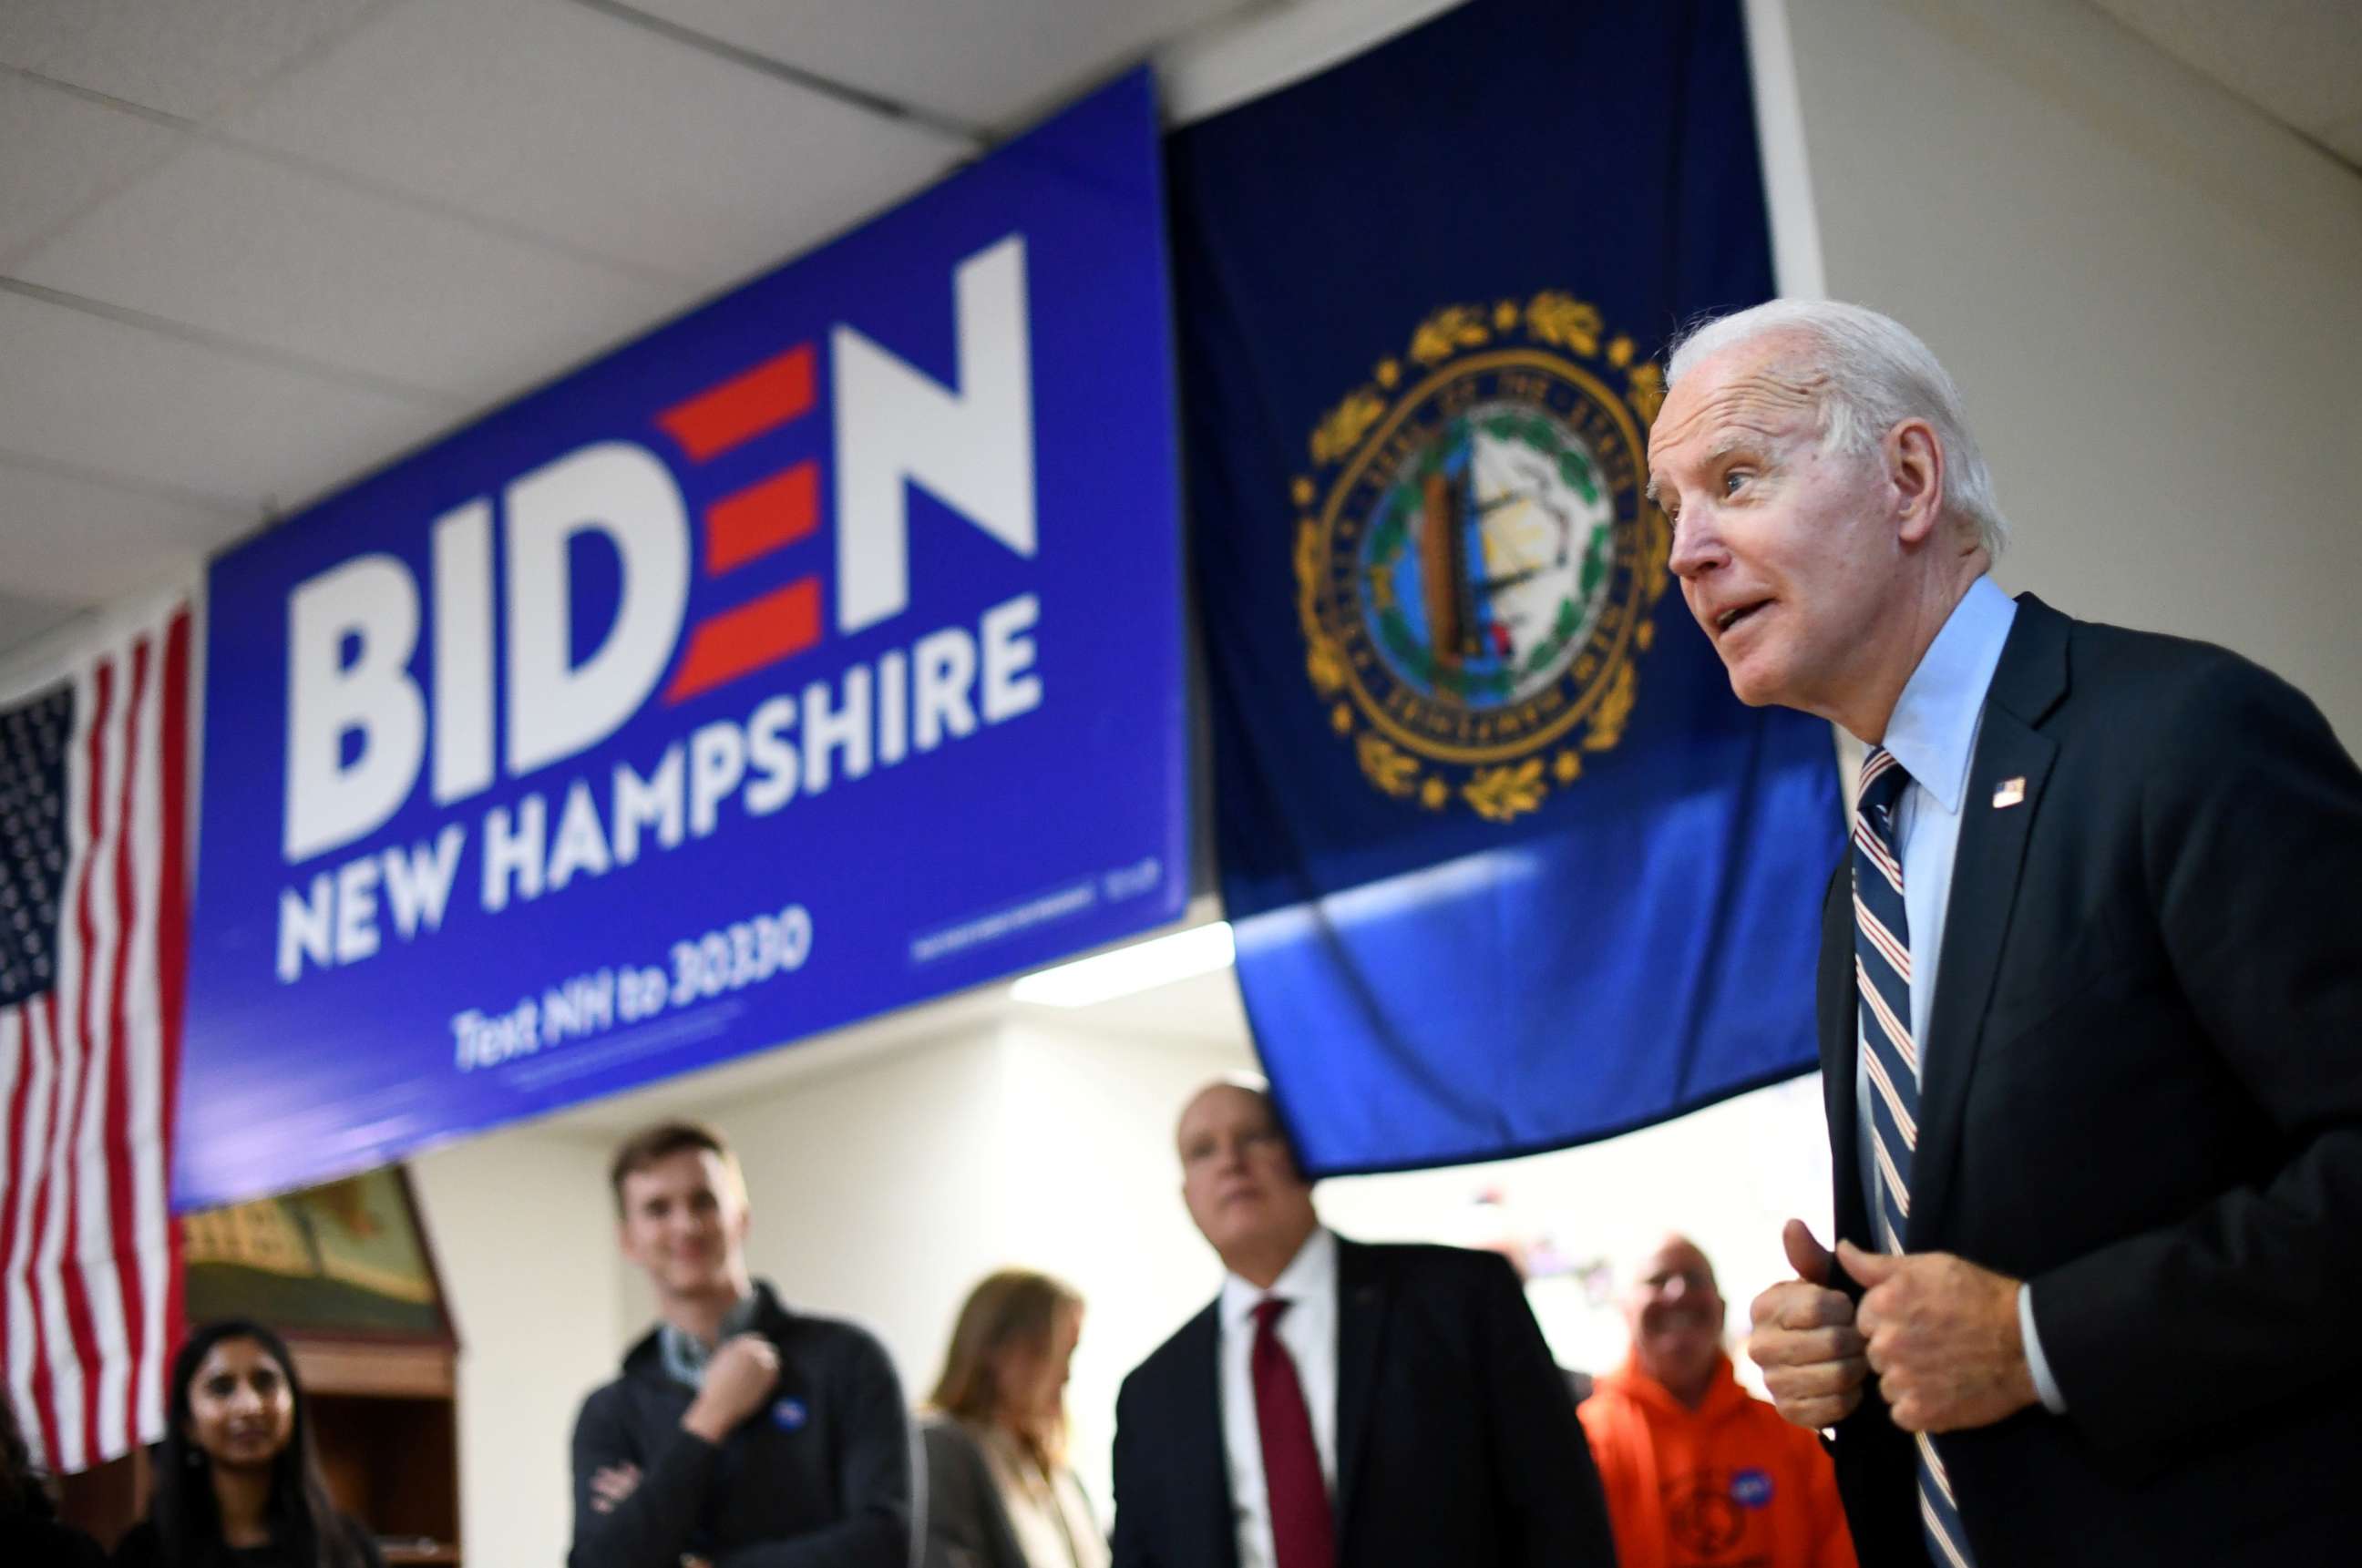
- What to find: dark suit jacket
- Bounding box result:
[1108,1236,1612,1568]
[1815,594,2362,1566]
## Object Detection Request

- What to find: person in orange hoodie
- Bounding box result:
[1580,1236,1854,1568]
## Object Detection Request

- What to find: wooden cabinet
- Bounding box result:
[295,1337,462,1567]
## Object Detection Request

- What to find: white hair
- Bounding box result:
[1666,299,2008,558]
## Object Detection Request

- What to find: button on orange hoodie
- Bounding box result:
[1578,1352,1855,1568]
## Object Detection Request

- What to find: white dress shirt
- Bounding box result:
[1217,1225,1340,1568]
[1854,574,2064,1412]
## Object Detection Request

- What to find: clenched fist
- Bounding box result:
[1838,1240,2038,1433]
[683,1332,782,1442]
[1748,1219,1870,1430]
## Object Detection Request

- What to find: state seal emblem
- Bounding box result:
[1293,294,1671,821]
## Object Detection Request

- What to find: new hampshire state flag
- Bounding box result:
[1170,0,1843,1174]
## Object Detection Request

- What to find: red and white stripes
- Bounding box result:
[0,601,189,1475]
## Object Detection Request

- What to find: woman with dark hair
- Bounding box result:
[1,1388,105,1565]
[919,1270,1105,1568]
[112,1320,383,1568]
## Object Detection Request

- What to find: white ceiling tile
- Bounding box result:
[0,72,190,269]
[0,591,85,661]
[1161,0,1463,126]
[628,0,1244,129]
[13,139,683,402]
[0,0,388,122]
[0,0,1274,637]
[0,457,237,604]
[0,290,460,510]
[223,0,967,286]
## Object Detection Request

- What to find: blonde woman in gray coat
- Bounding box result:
[920,1271,1107,1568]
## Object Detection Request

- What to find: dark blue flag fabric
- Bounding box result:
[1169,0,1844,1174]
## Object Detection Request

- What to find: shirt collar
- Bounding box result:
[1878,575,2018,814]
[1219,1225,1337,1331]
[656,1289,761,1388]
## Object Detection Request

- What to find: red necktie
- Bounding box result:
[1251,1296,1335,1568]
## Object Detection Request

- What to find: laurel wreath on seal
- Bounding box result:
[1355,733,1420,798]
[1463,760,1548,823]
[1293,292,1675,823]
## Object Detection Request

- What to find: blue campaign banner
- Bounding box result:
[180,70,1186,1208]
[1170,0,1844,1174]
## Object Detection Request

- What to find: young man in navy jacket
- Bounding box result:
[569,1122,911,1568]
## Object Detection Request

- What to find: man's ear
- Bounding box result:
[1886,417,1946,545]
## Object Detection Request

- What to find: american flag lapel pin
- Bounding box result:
[1992,776,2027,809]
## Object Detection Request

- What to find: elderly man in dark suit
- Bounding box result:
[1108,1080,1612,1568]
[1648,298,2362,1566]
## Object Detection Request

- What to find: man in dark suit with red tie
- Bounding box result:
[1648,298,2362,1565]
[1108,1080,1614,1568]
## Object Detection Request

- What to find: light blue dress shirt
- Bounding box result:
[1854,574,2065,1413]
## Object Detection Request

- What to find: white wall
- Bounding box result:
[1781,0,2362,743]
[409,1126,626,1568]
[709,1028,1015,1395]
[990,1022,1253,1512]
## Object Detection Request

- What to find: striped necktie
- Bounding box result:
[1852,745,1977,1568]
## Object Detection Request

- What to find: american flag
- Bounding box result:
[0,600,190,1474]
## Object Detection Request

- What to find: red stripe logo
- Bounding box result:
[656,344,816,461]
[656,347,827,704]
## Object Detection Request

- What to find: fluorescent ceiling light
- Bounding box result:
[1010,922,1236,1009]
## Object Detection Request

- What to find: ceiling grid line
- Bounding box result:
[0,64,196,274]
[0,274,462,407]
[194,125,705,291]
[0,59,203,131]
[3,4,695,384]
[203,0,421,128]
[0,444,252,518]
[560,0,996,150]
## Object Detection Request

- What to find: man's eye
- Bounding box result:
[1722,469,1751,496]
